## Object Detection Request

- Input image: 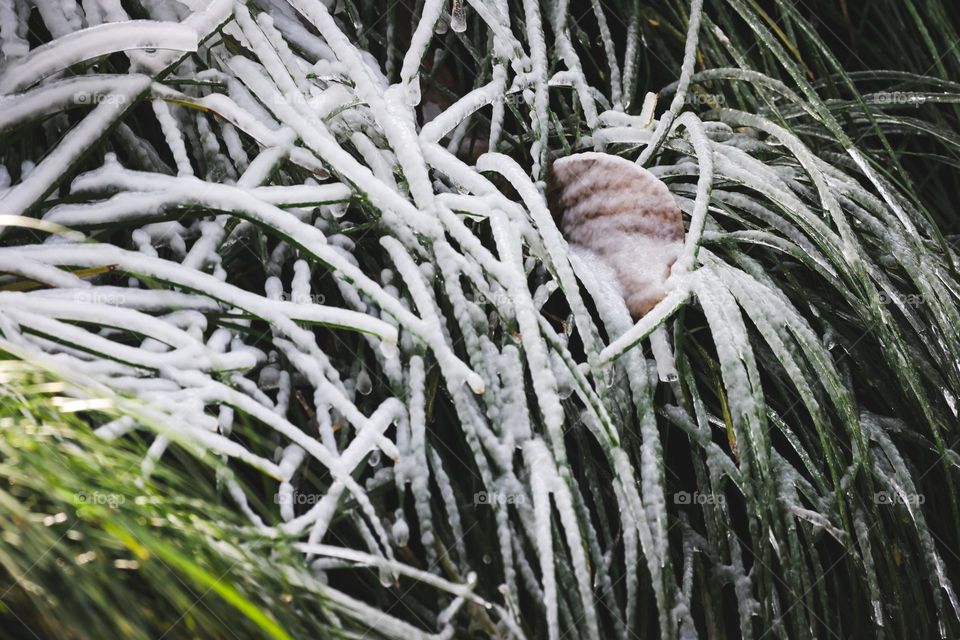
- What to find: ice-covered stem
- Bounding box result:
[464,0,524,58]
[674,111,714,271]
[285,0,438,214]
[420,80,504,144]
[0,77,150,221]
[637,0,704,165]
[650,325,678,382]
[380,236,485,393]
[522,0,550,179]
[525,437,602,640]
[621,3,642,109]
[713,109,864,273]
[0,0,28,60]
[0,293,259,373]
[0,75,146,131]
[548,0,600,130]
[598,284,691,366]
[225,55,440,242]
[487,208,568,466]
[152,98,194,176]
[281,397,404,540]
[297,543,490,606]
[573,251,682,634]
[398,0,444,100]
[0,21,197,93]
[54,167,489,375]
[588,0,623,108]
[476,152,603,360]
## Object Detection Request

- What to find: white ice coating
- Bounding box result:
[0,20,197,94]
[0,0,28,60]
[0,1,929,638]
[399,0,443,97]
[636,0,704,165]
[152,99,194,177]
[0,77,150,220]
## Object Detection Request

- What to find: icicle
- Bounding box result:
[356,368,373,396]
[650,325,678,382]
[391,509,409,547]
[450,0,467,32]
[400,0,444,99]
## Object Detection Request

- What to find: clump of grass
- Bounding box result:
[1,1,959,638]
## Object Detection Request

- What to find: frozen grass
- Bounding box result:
[1,0,960,638]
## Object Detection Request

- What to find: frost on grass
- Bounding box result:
[1,0,960,638]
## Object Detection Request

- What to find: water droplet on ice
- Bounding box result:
[450,4,467,32]
[356,369,373,396]
[392,514,409,546]
[405,77,421,106]
[328,202,348,218]
[368,449,381,467]
[379,340,399,359]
